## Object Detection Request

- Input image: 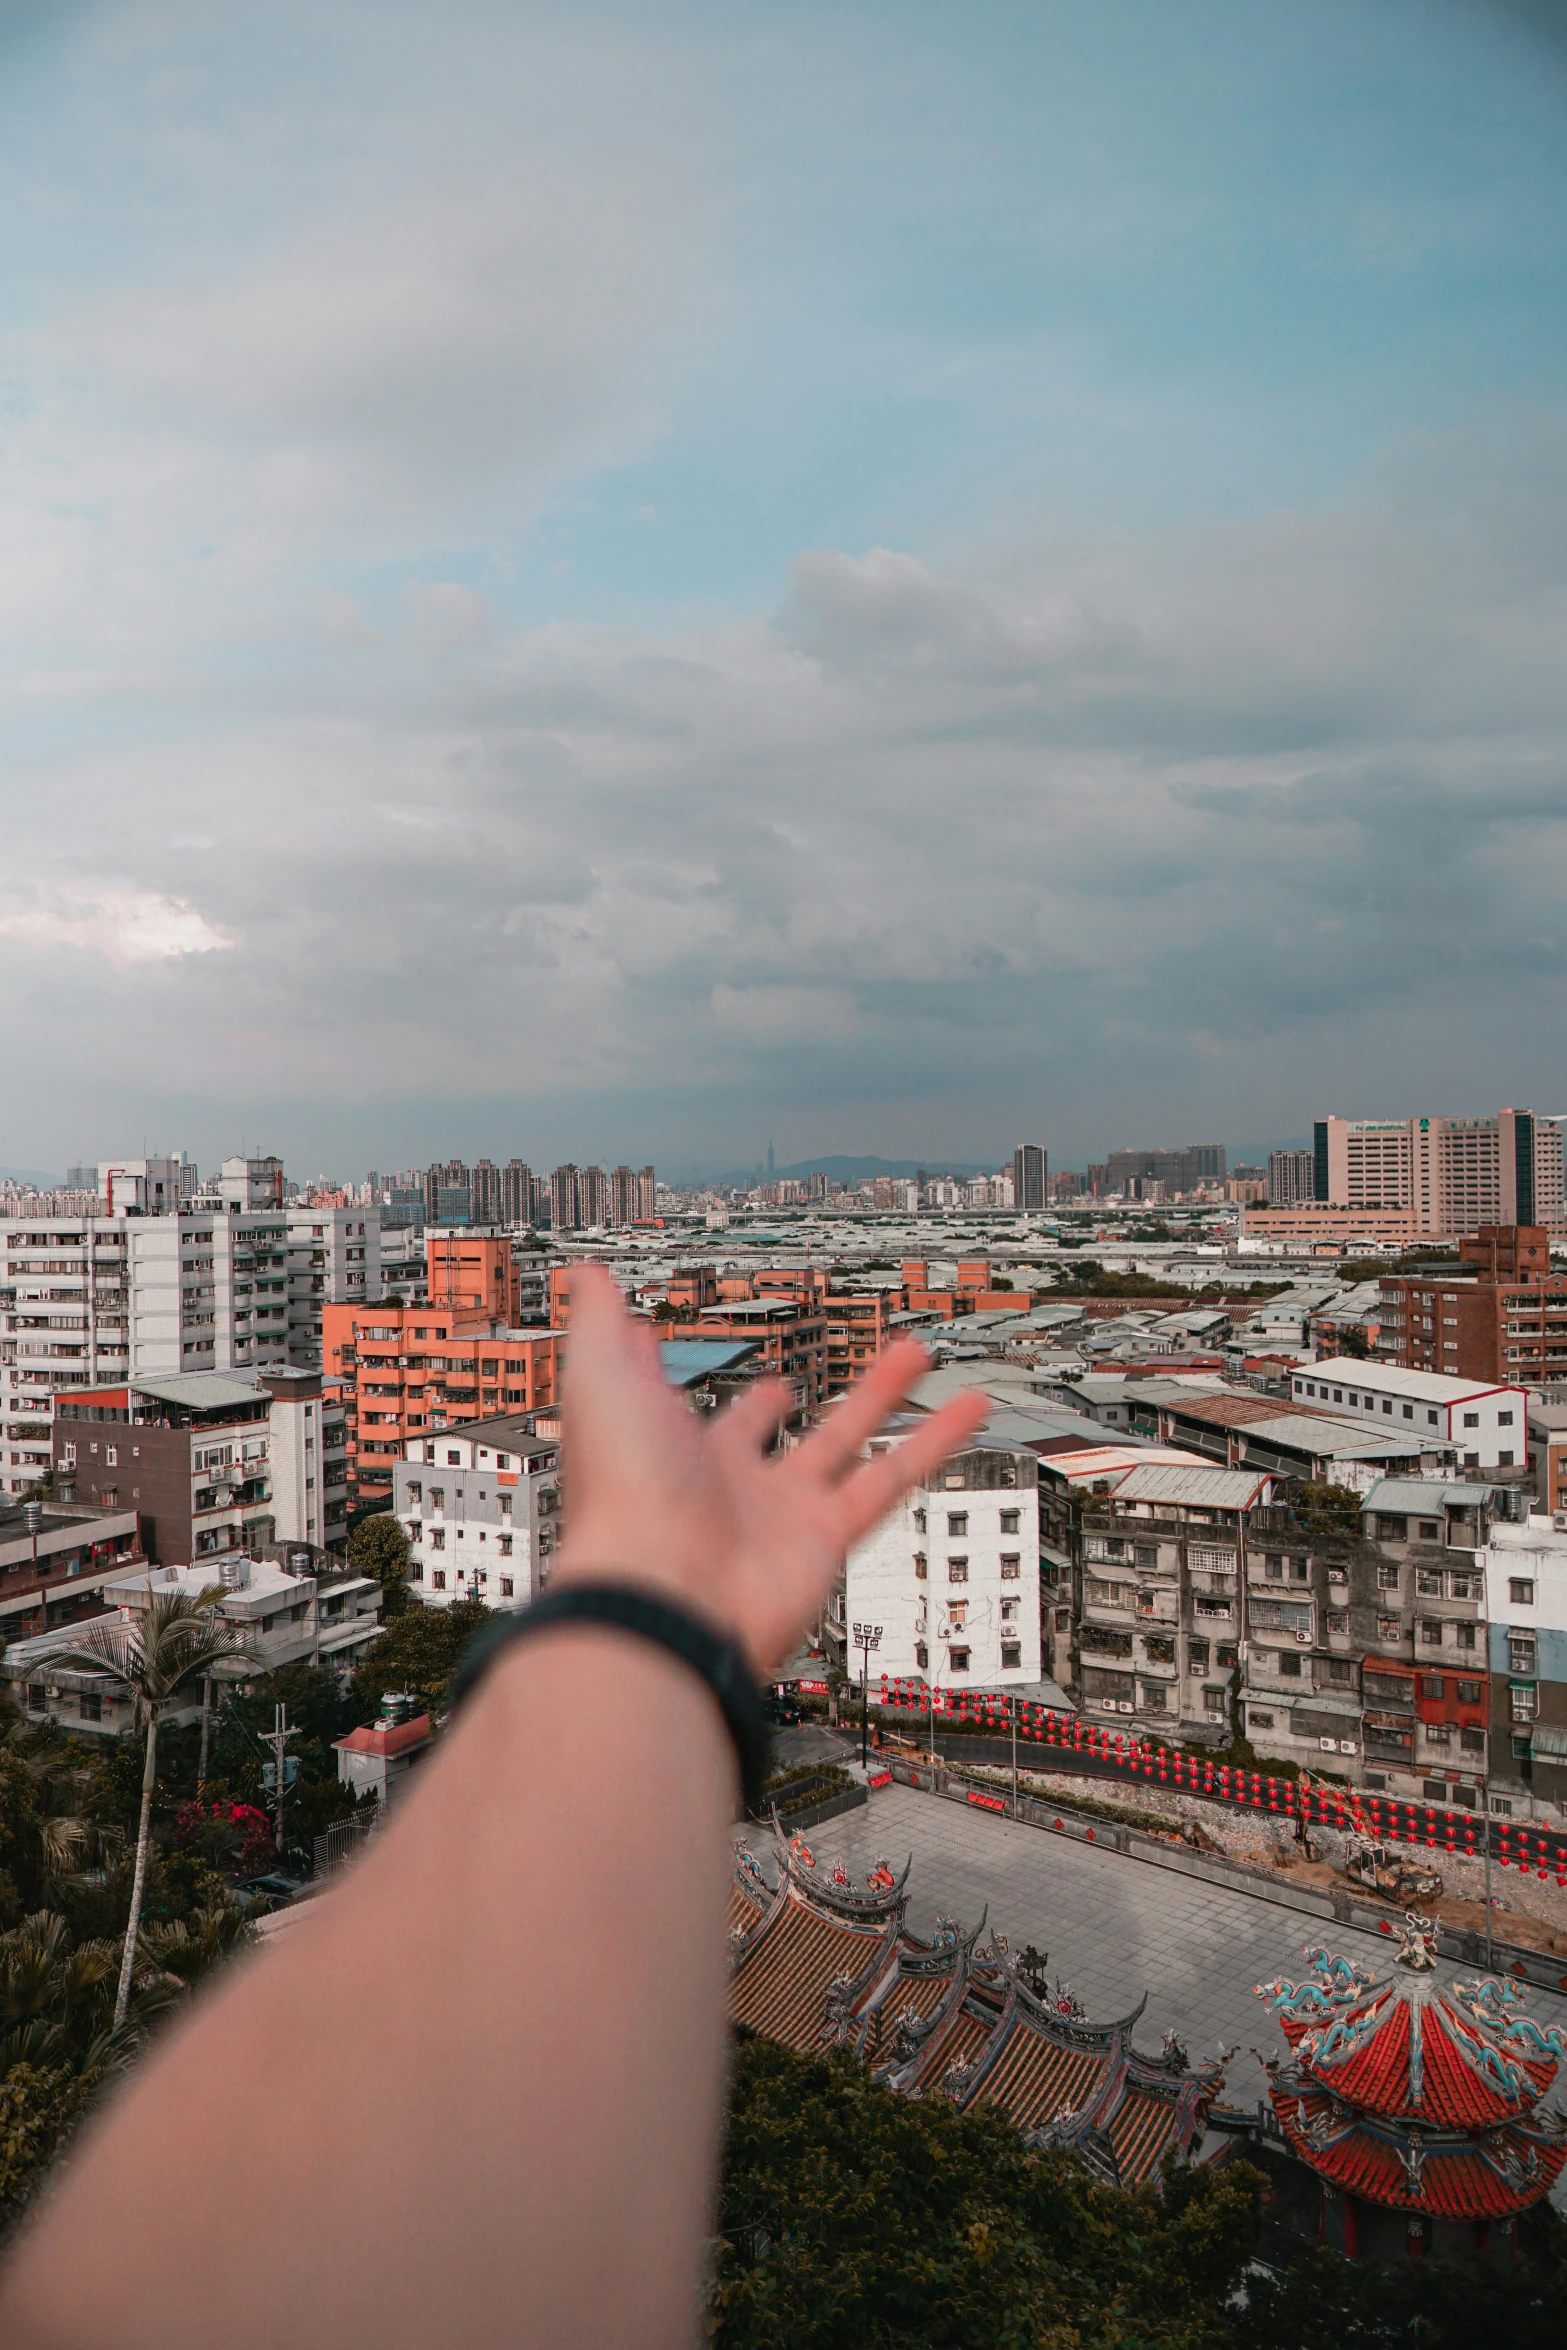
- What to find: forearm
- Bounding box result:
[0,1627,736,2350]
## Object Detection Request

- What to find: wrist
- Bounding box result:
[452,1583,772,1815]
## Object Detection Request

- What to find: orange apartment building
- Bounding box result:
[900,1259,1031,1317]
[327,1234,559,1501]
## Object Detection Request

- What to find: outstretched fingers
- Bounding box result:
[830,1389,991,1551]
[792,1339,935,1483]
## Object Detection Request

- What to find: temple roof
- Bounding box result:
[730,1831,1223,2188]
[1255,1920,1567,2217]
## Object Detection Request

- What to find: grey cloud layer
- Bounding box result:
[5,408,1567,1167]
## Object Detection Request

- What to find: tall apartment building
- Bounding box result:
[1267,1148,1315,1204]
[501,1159,534,1228]
[578,1164,608,1229]
[1012,1143,1047,1215]
[471,1159,501,1225]
[549,1164,580,1232]
[0,1203,300,1498]
[325,1231,561,1500]
[606,1164,657,1226]
[283,1206,382,1370]
[1311,1111,1561,1237]
[423,1160,471,1225]
[1479,1511,1567,1810]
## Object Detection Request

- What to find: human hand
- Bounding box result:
[552,1266,989,1674]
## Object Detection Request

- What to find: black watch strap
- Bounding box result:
[450,1584,772,1816]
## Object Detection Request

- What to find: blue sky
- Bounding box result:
[1,0,1565,1175]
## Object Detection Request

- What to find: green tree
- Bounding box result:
[349,1598,494,1725]
[347,1512,413,1613]
[713,2037,1264,2348]
[45,1588,251,2031]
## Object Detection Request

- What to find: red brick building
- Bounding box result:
[1378,1226,1567,1385]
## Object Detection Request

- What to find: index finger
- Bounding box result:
[793,1338,935,1482]
[832,1389,990,1550]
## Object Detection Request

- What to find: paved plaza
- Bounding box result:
[742,1781,1567,2136]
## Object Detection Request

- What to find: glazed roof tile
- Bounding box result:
[1272,2091,1567,2219]
[729,1896,883,2051]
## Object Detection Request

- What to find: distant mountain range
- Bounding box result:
[0,1166,64,1186]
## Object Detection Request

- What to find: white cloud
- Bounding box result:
[0,883,236,966]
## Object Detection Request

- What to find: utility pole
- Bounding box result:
[263,1702,301,1865]
[1011,1691,1019,1819]
[197,1671,214,1789]
[852,1621,882,1769]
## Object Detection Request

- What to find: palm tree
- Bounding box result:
[46,1584,252,2032]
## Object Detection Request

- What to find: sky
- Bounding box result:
[2,0,1566,1179]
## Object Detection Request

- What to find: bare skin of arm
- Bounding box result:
[0,1268,986,2350]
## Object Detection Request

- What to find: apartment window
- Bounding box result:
[1265,1554,1283,1581]
[1377,1563,1399,1591]
[1419,1620,1444,1646]
[1499,1451,1515,1467]
[1427,1412,1439,1427]
[448,1449,462,1465]
[1278,1651,1302,1677]
[1456,1679,1483,1704]
[947,1558,968,1583]
[1289,1558,1308,1583]
[429,1528,445,1550]
[1461,1726,1486,1754]
[999,1510,1020,1535]
[406,1481,422,1504]
[104,1445,117,1467]
[1510,1683,1538,1723]
[1424,1720,1452,1748]
[1001,1643,1022,1669]
[1498,1410,1514,1427]
[500,1578,514,1598]
[1327,1609,1350,1635]
[1377,1615,1402,1642]
[429,1488,444,1509]
[1327,1657,1353,1685]
[912,1508,926,1533]
[1249,1709,1275,1730]
[1509,1578,1535,1605]
[913,1553,928,1579]
[79,1692,102,1722]
[1217,1644,1239,1668]
[1420,1674,1445,1699]
[947,1512,968,1537]
[1462,1412,1479,1429]
[1508,1632,1536,1674]
[1204,1685,1228,1717]
[948,1647,970,1674]
[432,1571,446,1592]
[1000,1554,1020,1580]
[1415,1568,1444,1596]
[1419,1520,1439,1540]
[1188,1639,1210,1671]
[498,1536,513,1557]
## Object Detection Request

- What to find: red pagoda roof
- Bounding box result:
[1256,1921,1567,2217]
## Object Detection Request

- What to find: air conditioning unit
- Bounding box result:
[1295,1629,1312,1643]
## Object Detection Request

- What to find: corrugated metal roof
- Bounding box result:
[1361,1477,1491,1512]
[1231,1414,1429,1459]
[1308,1357,1522,1404]
[1110,1462,1273,1507]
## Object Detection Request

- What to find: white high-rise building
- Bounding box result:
[0,1193,297,1499]
[284,1207,382,1369]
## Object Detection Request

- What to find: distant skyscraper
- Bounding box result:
[1267,1149,1315,1205]
[578,1165,609,1228]
[501,1159,533,1227]
[470,1158,501,1225]
[549,1164,581,1233]
[1012,1143,1047,1215]
[638,1165,657,1221]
